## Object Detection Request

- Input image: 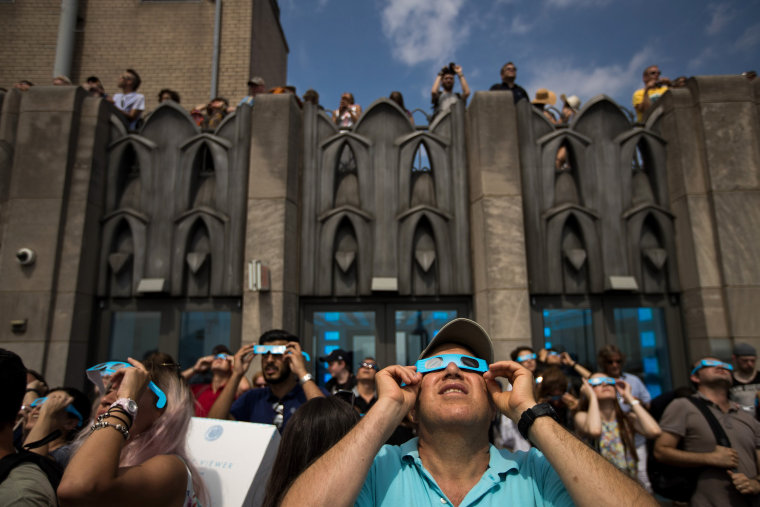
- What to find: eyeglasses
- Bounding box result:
[214,353,231,360]
[588,376,616,387]
[272,402,284,429]
[30,397,84,427]
[360,361,378,370]
[691,359,733,376]
[547,351,560,357]
[415,354,488,374]
[253,345,311,362]
[606,358,623,365]
[86,362,167,409]
[517,353,536,363]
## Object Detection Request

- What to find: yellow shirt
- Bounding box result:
[632,85,669,122]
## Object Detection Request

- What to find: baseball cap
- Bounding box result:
[319,349,349,363]
[733,343,757,357]
[418,318,494,364]
[247,76,265,87]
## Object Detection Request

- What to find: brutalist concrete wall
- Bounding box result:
[243,94,302,340]
[465,91,531,360]
[654,76,760,360]
[0,86,109,387]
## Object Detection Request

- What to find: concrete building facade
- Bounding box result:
[0,0,288,111]
[0,76,758,394]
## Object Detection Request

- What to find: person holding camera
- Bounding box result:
[431,62,470,119]
[632,65,671,122]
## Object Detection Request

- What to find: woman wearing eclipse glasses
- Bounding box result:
[57,358,207,506]
[573,372,661,480]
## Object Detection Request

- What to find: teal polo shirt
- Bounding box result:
[356,438,573,506]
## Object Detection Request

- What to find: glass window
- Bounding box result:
[394,310,458,365]
[109,312,161,361]
[541,309,594,367]
[613,307,671,397]
[178,312,231,370]
[313,311,376,386]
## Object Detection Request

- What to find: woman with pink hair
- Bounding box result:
[58,358,206,506]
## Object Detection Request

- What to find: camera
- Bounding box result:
[16,248,36,266]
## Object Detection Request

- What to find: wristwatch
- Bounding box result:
[299,373,314,385]
[518,402,560,440]
[110,398,138,420]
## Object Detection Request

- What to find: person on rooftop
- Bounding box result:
[332,92,362,127]
[431,63,470,118]
[490,61,529,103]
[632,65,671,122]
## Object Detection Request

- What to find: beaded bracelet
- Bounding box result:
[90,421,129,440]
[98,412,130,429]
[107,406,134,424]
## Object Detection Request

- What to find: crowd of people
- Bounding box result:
[7,62,756,136]
[3,317,760,505]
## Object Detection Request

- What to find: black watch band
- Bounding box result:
[517,402,560,440]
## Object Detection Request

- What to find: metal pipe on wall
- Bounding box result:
[53,0,78,79]
[210,0,222,99]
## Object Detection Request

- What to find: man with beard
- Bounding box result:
[430,63,470,118]
[654,357,760,505]
[208,330,326,431]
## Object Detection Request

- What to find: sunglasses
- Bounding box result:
[588,376,616,387]
[360,361,378,370]
[415,354,488,374]
[690,359,733,376]
[517,353,536,363]
[86,362,167,409]
[30,397,84,427]
[253,345,311,362]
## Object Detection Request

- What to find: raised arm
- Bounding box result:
[431,73,442,102]
[281,365,422,507]
[207,344,253,420]
[617,381,660,439]
[181,355,213,381]
[285,341,325,400]
[573,380,601,439]
[454,65,470,101]
[23,390,74,456]
[485,362,656,507]
[560,352,592,379]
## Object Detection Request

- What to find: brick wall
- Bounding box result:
[0,0,287,113]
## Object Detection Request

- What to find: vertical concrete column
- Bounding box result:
[242,94,302,342]
[658,76,760,359]
[0,87,107,386]
[465,91,531,360]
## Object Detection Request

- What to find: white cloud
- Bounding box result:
[380,0,469,66]
[706,3,733,36]
[522,47,656,107]
[509,15,532,35]
[734,22,760,51]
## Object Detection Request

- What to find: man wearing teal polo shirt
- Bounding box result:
[282,318,654,506]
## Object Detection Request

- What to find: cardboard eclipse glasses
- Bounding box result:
[30,397,84,427]
[690,359,733,376]
[86,361,167,409]
[253,345,310,362]
[415,354,488,374]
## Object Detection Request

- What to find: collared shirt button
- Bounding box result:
[440,498,446,504]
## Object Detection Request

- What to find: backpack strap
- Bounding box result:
[687,396,732,448]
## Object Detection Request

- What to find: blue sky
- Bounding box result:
[279,0,759,120]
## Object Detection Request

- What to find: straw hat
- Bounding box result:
[561,93,581,111]
[532,88,557,106]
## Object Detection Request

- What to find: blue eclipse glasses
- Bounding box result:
[690,359,733,376]
[86,361,167,409]
[517,353,536,363]
[30,397,84,428]
[415,354,488,374]
[253,345,310,362]
[214,353,231,360]
[588,376,616,387]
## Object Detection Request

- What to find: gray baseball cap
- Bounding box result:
[418,318,494,364]
[733,343,757,356]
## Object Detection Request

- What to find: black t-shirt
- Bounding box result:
[325,374,357,395]
[489,82,529,103]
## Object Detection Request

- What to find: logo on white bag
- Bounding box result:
[205,424,223,441]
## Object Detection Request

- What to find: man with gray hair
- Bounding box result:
[731,343,760,418]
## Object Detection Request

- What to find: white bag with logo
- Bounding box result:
[186,417,280,506]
